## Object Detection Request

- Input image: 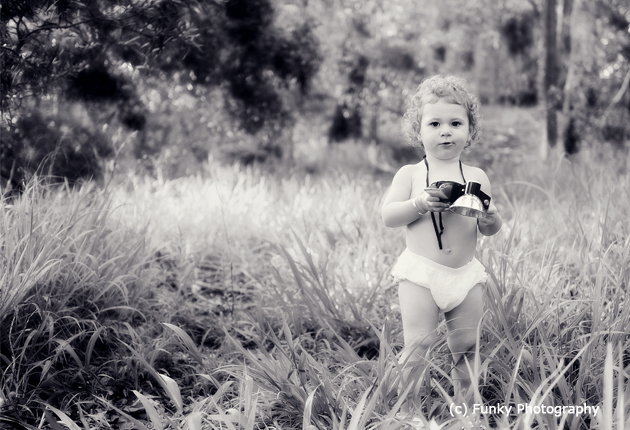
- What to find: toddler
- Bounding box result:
[381,75,502,424]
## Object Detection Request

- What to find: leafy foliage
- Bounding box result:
[1,0,322,187]
[221,0,321,134]
[3,0,630,187]
[501,12,536,57]
[1,110,113,190]
[587,0,630,147]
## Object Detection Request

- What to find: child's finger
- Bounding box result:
[428,201,449,212]
[485,204,497,215]
[424,188,449,200]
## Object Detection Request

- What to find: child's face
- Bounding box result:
[419,98,470,161]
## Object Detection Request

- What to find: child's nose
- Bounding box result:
[440,127,452,136]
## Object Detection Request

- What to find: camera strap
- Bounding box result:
[423,155,466,250]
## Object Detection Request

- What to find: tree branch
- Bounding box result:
[610,68,630,105]
[599,67,630,124]
[526,0,541,17]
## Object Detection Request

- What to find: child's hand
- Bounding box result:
[477,201,498,227]
[416,189,451,213]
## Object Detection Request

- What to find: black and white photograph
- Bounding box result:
[1,0,629,429]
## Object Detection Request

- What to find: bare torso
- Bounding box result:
[405,161,483,268]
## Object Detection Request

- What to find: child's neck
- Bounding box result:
[424,153,461,168]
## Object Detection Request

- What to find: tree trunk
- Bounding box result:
[560,0,579,154]
[560,0,596,154]
[540,0,559,159]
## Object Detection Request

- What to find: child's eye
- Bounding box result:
[451,121,462,127]
[429,121,440,127]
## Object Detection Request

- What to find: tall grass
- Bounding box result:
[0,181,205,428]
[1,144,629,429]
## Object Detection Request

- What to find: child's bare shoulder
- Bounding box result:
[462,163,492,188]
[461,163,487,177]
[393,162,425,182]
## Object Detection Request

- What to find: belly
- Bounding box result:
[405,211,478,268]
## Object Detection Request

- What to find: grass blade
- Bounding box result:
[45,406,81,430]
[133,390,164,430]
[122,341,184,414]
[97,397,151,430]
[162,323,204,366]
[158,373,183,415]
[603,342,613,430]
[187,411,203,430]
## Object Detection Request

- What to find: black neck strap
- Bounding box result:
[423,156,465,249]
[423,155,466,184]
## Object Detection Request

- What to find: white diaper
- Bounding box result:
[391,249,487,313]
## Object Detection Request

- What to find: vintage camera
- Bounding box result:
[429,180,491,218]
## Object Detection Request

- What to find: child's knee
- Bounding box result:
[417,332,438,353]
[447,329,477,354]
[403,332,438,359]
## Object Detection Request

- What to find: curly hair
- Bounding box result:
[401,75,482,149]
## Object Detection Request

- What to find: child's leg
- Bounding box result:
[398,280,439,413]
[444,283,484,403]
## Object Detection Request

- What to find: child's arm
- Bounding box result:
[478,201,503,236]
[476,170,503,236]
[381,165,449,228]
